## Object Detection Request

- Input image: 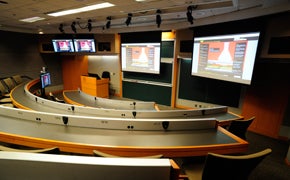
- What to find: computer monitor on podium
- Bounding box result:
[40,72,51,98]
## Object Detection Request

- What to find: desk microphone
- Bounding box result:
[162,121,169,130]
[132,111,137,118]
[62,116,68,125]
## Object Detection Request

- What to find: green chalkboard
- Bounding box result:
[121,37,173,106]
[122,62,172,106]
[161,41,174,58]
[123,81,171,106]
[123,62,172,84]
[178,59,241,107]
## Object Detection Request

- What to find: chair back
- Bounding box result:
[202,148,272,180]
[101,71,110,80]
[228,116,255,140]
[3,78,16,92]
[11,75,23,85]
[0,81,9,96]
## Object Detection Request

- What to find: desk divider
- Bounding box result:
[0,106,217,131]
[0,151,173,180]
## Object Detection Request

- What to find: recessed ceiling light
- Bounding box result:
[47,2,115,17]
[19,17,45,23]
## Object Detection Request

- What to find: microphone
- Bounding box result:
[62,116,68,125]
[162,121,169,130]
[132,111,137,118]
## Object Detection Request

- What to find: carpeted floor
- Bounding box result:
[181,131,290,180]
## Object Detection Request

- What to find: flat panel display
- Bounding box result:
[74,39,96,52]
[40,72,51,88]
[52,39,74,52]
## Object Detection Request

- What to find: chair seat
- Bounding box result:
[0,103,14,108]
[0,145,60,154]
[0,98,12,103]
[93,150,163,158]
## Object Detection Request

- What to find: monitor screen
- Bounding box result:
[121,42,161,74]
[191,32,260,85]
[52,39,74,52]
[40,72,51,88]
[74,39,96,52]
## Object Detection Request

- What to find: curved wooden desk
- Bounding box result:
[11,79,242,123]
[3,80,247,157]
[0,106,248,157]
[63,89,157,110]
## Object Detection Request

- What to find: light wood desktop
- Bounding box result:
[81,75,109,98]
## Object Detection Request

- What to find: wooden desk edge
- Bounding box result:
[0,126,248,157]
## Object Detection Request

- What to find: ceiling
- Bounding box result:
[0,0,289,34]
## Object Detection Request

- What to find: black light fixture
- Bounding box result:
[106,16,111,29]
[186,6,194,24]
[87,19,92,32]
[58,24,64,33]
[71,21,77,33]
[156,9,162,28]
[125,13,133,26]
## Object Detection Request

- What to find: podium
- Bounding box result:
[81,76,109,98]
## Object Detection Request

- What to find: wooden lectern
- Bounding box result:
[81,75,109,98]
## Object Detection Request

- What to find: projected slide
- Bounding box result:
[121,43,161,74]
[191,32,260,85]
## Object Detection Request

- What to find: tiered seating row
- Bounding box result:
[0,75,31,107]
[63,89,158,110]
[11,79,240,123]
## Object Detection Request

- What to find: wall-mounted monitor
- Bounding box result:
[74,39,96,52]
[40,72,51,89]
[52,39,74,52]
[121,43,161,74]
[191,32,260,85]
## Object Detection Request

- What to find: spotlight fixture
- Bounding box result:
[186,6,194,24]
[58,24,64,33]
[71,21,77,33]
[156,9,162,28]
[106,16,111,29]
[125,13,133,26]
[87,19,92,32]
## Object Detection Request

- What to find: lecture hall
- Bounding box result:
[0,0,289,179]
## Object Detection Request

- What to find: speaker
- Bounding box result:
[268,36,290,54]
[41,43,54,52]
[180,40,193,53]
[98,42,111,51]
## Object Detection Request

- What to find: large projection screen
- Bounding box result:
[121,43,161,74]
[191,32,260,85]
